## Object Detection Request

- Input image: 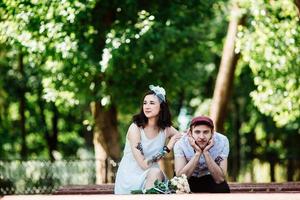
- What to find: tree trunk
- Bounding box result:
[50,102,59,159]
[286,133,298,181]
[287,158,294,181]
[266,136,276,182]
[248,126,257,182]
[37,86,53,160]
[18,51,27,159]
[89,3,120,183]
[91,102,121,183]
[231,100,241,181]
[38,92,59,161]
[295,0,300,18]
[270,160,275,182]
[209,3,242,132]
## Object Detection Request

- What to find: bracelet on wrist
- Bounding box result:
[163,145,170,153]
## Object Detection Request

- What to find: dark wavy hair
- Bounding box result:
[133,90,172,129]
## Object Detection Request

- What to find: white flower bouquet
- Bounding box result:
[131,174,190,194]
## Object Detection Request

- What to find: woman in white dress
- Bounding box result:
[114,85,181,194]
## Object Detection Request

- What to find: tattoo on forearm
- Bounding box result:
[145,147,169,166]
[148,149,167,164]
[136,142,144,155]
[214,156,223,165]
[151,152,164,162]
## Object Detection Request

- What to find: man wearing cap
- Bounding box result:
[174,116,230,193]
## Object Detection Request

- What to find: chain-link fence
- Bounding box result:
[0,159,117,195]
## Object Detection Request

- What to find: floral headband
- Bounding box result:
[149,85,166,102]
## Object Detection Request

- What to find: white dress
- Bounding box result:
[114,128,167,194]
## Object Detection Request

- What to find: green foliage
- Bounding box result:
[0,0,299,182]
[236,0,300,126]
[0,0,97,159]
[103,1,226,117]
[226,58,300,181]
[1,0,222,158]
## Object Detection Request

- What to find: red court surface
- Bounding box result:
[1,194,300,200]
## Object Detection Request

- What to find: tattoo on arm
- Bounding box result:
[214,156,223,165]
[136,142,144,155]
[147,149,167,165]
[151,152,164,162]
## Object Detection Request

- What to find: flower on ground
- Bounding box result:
[131,174,190,194]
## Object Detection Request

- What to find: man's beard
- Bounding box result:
[196,141,208,150]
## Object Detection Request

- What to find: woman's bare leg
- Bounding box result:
[144,167,164,189]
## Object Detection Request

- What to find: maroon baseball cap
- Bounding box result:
[190,116,214,129]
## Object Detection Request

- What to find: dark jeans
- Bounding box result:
[188,175,230,193]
